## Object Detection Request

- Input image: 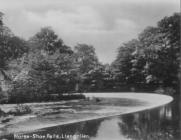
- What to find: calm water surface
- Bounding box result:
[2,97,180,140]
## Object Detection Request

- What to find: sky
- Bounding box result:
[0,0,179,64]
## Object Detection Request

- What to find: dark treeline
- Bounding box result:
[0,12,180,103]
[112,13,180,94]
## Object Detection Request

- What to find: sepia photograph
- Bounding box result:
[0,0,180,140]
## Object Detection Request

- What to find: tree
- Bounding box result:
[10,27,76,102]
[73,44,100,92]
[138,13,180,87]
[112,13,180,92]
[83,64,115,92]
[29,27,72,55]
[0,12,3,26]
[112,39,145,90]
[74,44,99,74]
[157,13,180,87]
[0,13,28,92]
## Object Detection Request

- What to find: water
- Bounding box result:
[2,97,180,140]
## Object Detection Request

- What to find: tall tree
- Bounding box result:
[138,13,180,87]
[29,27,72,55]
[74,44,99,74]
[0,13,27,91]
[73,44,99,92]
[11,27,76,101]
[112,39,145,87]
[112,13,180,92]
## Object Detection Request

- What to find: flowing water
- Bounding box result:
[1,94,180,140]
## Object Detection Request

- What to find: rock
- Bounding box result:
[8,104,32,116]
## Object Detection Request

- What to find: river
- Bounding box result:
[1,93,180,140]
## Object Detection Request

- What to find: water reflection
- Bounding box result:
[119,99,180,140]
[1,98,180,140]
[90,118,128,140]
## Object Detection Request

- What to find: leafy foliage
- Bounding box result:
[112,13,180,92]
[0,12,179,103]
[9,27,77,102]
[0,13,28,99]
[74,44,99,74]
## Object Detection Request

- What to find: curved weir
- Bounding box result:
[84,92,173,116]
[0,93,173,136]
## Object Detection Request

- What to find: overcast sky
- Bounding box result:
[0,0,179,63]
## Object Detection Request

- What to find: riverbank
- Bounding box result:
[0,93,173,136]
